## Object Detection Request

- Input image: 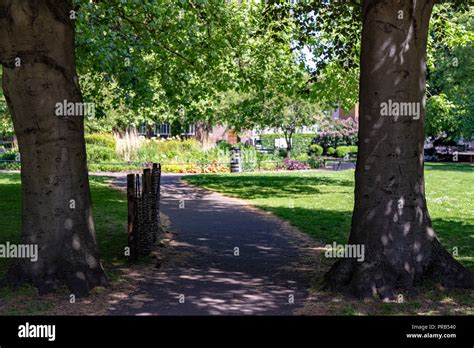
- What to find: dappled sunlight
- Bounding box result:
[104,174,323,315]
[109,265,304,315]
[179,168,473,275]
[183,172,354,200]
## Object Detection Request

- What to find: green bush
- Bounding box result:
[0,150,18,161]
[308,156,325,169]
[348,145,358,154]
[326,147,336,156]
[308,144,323,156]
[0,150,20,170]
[86,144,118,163]
[257,151,280,162]
[258,162,280,171]
[137,139,203,163]
[335,146,358,158]
[85,133,116,149]
[260,134,314,157]
[294,153,310,162]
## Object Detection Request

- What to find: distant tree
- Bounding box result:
[259,97,323,158]
[426,5,474,141]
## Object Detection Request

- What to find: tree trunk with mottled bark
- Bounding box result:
[0,0,107,296]
[326,0,473,299]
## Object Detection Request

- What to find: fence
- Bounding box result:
[127,163,161,259]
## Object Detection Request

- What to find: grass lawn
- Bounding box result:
[184,163,474,314]
[184,163,474,271]
[0,173,128,314]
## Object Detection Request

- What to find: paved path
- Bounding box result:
[109,174,319,315]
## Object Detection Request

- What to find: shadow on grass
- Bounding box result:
[252,205,474,271]
[0,173,128,279]
[184,173,354,200]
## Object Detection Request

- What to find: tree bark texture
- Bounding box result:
[0,0,108,296]
[326,0,474,299]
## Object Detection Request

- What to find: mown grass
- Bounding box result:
[184,163,474,271]
[0,173,128,314]
[184,163,474,314]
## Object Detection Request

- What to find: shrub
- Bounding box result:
[257,151,280,162]
[308,144,323,156]
[295,153,310,162]
[137,138,202,163]
[283,158,310,170]
[278,148,288,158]
[335,145,358,158]
[85,133,116,149]
[312,118,358,151]
[86,144,119,163]
[0,150,18,161]
[0,150,20,170]
[260,133,315,157]
[348,145,358,154]
[258,162,280,171]
[326,147,336,156]
[215,140,231,151]
[308,156,325,169]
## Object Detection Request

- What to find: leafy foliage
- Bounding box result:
[427,5,474,140]
[260,133,314,157]
[335,146,358,158]
[309,144,323,156]
[312,118,358,152]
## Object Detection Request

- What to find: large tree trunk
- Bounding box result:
[326,0,473,299]
[0,0,107,296]
[284,131,292,159]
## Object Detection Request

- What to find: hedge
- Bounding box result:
[84,133,116,149]
[335,146,358,158]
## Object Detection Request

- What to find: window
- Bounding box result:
[181,124,195,135]
[186,124,195,135]
[157,123,171,135]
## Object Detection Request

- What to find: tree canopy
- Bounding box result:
[0,1,471,139]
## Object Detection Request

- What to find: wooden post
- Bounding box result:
[127,174,135,241]
[129,164,162,259]
[143,168,152,246]
[151,163,160,242]
[143,168,151,195]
